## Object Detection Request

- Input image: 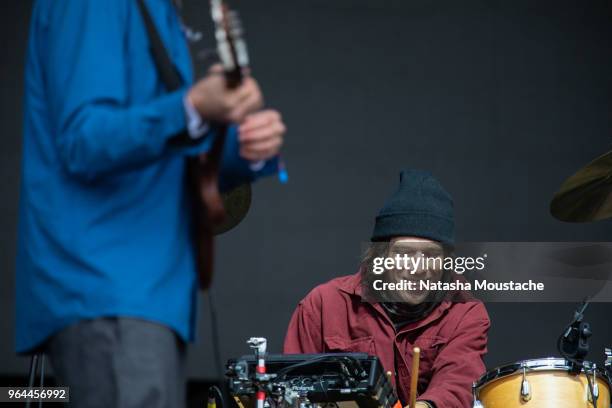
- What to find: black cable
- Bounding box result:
[272,355,334,381]
[272,355,361,384]
[318,376,330,404]
[265,396,277,408]
[209,384,225,408]
[38,355,45,408]
[25,354,39,408]
[207,290,224,380]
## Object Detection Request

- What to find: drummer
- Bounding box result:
[284,170,490,408]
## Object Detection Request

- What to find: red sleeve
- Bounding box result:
[418,303,490,408]
[283,291,325,354]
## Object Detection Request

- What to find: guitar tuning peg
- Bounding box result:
[227,12,242,27]
[231,24,244,36]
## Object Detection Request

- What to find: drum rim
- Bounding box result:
[474,357,610,391]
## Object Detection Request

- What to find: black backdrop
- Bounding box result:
[1,0,611,380]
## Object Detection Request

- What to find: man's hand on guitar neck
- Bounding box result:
[188,64,286,163]
[188,64,263,124]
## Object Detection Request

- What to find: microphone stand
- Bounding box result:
[557,299,591,373]
[557,299,598,406]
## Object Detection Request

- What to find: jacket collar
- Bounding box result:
[337,270,453,333]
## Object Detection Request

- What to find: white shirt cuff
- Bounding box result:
[183,94,209,140]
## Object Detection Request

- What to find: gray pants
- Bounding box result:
[45,317,186,408]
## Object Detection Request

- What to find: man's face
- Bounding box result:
[386,236,445,304]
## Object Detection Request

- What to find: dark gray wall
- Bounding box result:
[1,0,611,379]
[1,0,31,371]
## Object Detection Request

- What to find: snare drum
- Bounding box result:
[472,358,611,408]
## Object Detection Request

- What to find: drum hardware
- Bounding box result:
[557,300,599,406]
[558,299,592,373]
[605,348,612,390]
[588,364,600,403]
[246,337,272,408]
[472,383,483,408]
[519,365,531,402]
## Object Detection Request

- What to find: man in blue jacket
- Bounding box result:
[16,0,286,406]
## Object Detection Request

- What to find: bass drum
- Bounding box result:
[472,358,611,408]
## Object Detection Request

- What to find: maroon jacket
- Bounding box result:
[283,273,490,408]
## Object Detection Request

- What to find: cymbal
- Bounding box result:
[550,150,612,222]
[214,183,252,235]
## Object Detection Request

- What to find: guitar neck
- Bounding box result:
[225,69,243,89]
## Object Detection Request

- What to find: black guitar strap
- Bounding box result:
[135,0,183,92]
[136,0,201,146]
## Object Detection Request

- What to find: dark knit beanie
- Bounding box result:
[371,170,455,245]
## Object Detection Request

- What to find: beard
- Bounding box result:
[361,263,450,304]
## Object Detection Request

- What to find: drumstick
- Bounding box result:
[409,347,421,408]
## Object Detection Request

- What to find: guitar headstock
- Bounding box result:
[210,0,249,88]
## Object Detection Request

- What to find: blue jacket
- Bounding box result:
[16,0,276,352]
